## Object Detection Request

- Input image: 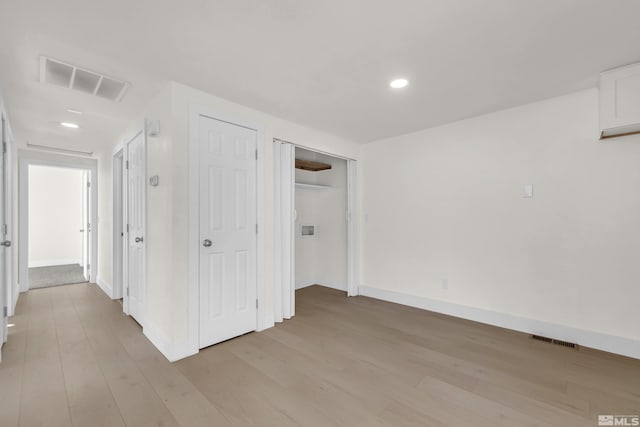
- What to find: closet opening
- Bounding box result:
[273,139,358,324]
[294,148,348,296]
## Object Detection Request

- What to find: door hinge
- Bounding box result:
[2,142,6,153]
[3,224,7,235]
[126,287,129,297]
[125,160,129,169]
[87,264,90,270]
[3,306,7,317]
[255,149,258,160]
[256,299,258,309]
[255,224,258,234]
[126,224,129,233]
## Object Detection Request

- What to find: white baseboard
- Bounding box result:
[359,285,640,360]
[28,259,81,268]
[296,280,347,292]
[295,281,316,290]
[143,321,198,362]
[96,275,114,299]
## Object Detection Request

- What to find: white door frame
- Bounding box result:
[112,149,124,300]
[1,112,14,318]
[122,127,146,319]
[188,105,266,355]
[18,150,98,292]
[273,138,359,321]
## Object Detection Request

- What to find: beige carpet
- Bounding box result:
[29,264,87,289]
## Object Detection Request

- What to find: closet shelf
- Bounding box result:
[295,182,334,191]
[295,159,332,171]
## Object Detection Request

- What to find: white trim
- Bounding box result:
[346,160,358,297]
[112,149,124,300]
[96,275,114,299]
[28,259,82,268]
[18,150,98,292]
[359,285,640,360]
[273,138,356,161]
[188,105,267,355]
[296,281,347,292]
[143,321,198,363]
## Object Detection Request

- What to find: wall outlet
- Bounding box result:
[441,278,448,290]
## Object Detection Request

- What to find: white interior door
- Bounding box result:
[125,131,146,325]
[81,171,89,281]
[273,140,294,323]
[199,115,257,348]
[0,116,7,348]
[112,151,124,299]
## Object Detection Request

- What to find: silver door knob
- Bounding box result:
[1,240,11,247]
[135,237,144,243]
[202,239,212,247]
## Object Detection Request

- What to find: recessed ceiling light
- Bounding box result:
[66,109,83,115]
[390,78,409,89]
[60,122,79,129]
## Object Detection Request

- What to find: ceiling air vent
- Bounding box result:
[39,56,129,102]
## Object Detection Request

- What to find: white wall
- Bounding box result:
[28,165,84,267]
[361,88,640,355]
[294,165,318,287]
[295,148,348,291]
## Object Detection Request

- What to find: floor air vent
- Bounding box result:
[531,335,578,349]
[39,56,129,102]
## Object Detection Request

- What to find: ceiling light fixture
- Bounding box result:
[66,109,83,115]
[60,122,79,129]
[390,78,409,89]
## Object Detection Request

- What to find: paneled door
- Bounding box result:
[125,131,146,325]
[82,171,90,281]
[0,115,7,348]
[199,115,257,348]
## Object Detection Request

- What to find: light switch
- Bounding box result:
[522,184,533,198]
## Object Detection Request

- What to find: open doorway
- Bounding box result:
[27,165,88,289]
[294,148,348,292]
[18,152,98,293]
[273,139,358,323]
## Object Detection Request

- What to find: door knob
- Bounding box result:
[1,240,11,247]
[202,239,212,247]
[135,237,144,243]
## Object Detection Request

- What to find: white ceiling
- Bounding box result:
[1,0,640,152]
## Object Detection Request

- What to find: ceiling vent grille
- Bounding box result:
[531,335,578,350]
[39,56,129,102]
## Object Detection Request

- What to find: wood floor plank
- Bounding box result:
[1,283,638,427]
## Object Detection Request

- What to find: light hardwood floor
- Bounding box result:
[0,283,638,426]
